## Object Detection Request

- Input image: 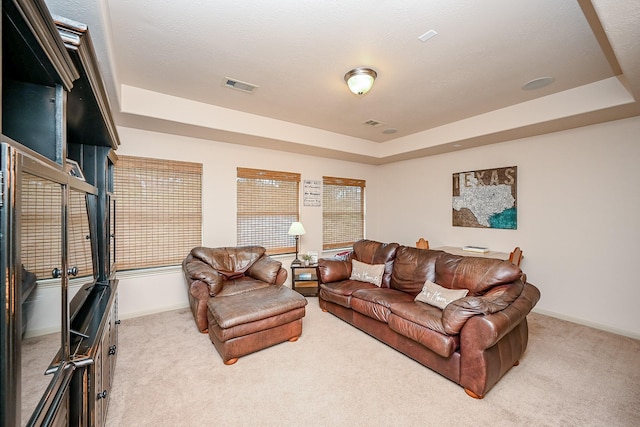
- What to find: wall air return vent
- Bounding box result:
[224,77,259,93]
[363,119,384,127]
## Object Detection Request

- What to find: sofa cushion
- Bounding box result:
[319,280,377,308]
[350,259,385,286]
[390,247,443,295]
[351,288,414,323]
[388,312,459,358]
[353,240,399,288]
[389,301,447,334]
[435,253,522,295]
[415,280,469,309]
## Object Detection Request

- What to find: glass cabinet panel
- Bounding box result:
[68,188,95,283]
[19,172,63,427]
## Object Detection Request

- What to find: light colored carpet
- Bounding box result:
[105,298,640,427]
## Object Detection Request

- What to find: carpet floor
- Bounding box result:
[105,297,640,427]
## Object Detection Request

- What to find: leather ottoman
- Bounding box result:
[207,285,308,364]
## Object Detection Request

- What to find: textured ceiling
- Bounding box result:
[44,0,640,163]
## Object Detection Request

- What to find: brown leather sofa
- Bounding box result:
[183,246,307,364]
[317,239,540,398]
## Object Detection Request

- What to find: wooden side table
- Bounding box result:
[291,263,319,297]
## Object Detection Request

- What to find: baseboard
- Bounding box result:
[533,308,639,340]
[118,302,190,321]
[118,304,639,340]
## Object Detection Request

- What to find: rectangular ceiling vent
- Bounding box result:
[363,119,384,127]
[224,77,258,93]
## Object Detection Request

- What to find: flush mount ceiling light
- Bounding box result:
[344,67,377,95]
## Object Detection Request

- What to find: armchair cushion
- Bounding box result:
[247,254,283,284]
[192,245,265,274]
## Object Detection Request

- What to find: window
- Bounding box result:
[237,167,300,254]
[114,156,202,270]
[323,176,365,250]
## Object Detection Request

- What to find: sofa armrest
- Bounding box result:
[459,283,541,349]
[274,267,287,286]
[247,255,283,284]
[442,280,526,335]
[189,280,211,332]
[183,256,225,295]
[317,258,352,283]
[457,283,540,397]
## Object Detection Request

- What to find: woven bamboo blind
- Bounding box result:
[20,174,93,280]
[21,173,63,279]
[114,156,202,270]
[322,176,365,250]
[237,167,300,254]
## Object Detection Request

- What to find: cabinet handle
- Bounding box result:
[53,267,79,277]
[114,319,121,325]
[108,345,117,356]
[97,390,108,400]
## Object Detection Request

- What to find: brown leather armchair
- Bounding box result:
[182,246,287,332]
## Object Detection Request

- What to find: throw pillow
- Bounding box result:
[350,259,385,286]
[415,280,469,310]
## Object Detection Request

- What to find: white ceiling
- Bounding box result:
[44,0,640,164]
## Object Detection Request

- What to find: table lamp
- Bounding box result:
[288,221,306,266]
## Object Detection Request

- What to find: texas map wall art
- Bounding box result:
[452,166,517,229]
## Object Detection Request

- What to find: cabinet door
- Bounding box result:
[19,171,64,426]
[68,189,95,283]
[94,322,108,427]
[108,293,119,380]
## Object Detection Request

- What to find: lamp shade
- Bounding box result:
[288,221,306,236]
[344,67,377,95]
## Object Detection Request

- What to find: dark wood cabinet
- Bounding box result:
[1,1,120,426]
[69,284,118,427]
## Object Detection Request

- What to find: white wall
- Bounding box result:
[114,127,380,319]
[377,116,640,338]
[114,117,640,339]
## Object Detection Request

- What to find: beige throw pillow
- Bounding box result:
[415,280,469,309]
[350,259,385,286]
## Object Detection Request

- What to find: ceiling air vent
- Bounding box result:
[224,77,259,93]
[363,119,385,127]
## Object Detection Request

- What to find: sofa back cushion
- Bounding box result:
[390,247,442,294]
[352,240,400,288]
[190,246,266,275]
[435,253,522,295]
